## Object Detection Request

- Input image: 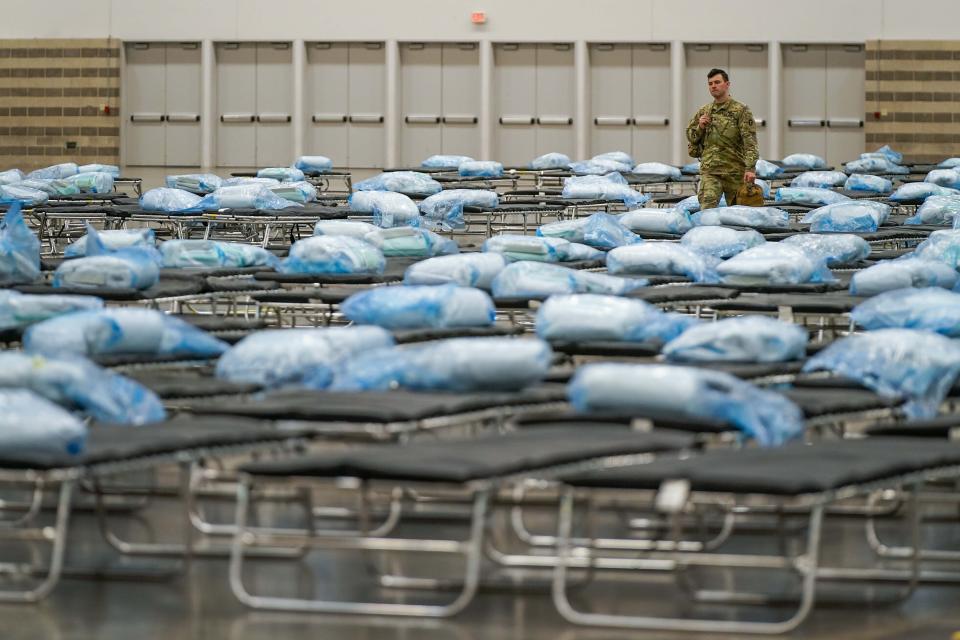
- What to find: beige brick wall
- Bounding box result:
[0,38,120,171]
[865,40,960,163]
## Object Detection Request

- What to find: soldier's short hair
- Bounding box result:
[707,68,729,82]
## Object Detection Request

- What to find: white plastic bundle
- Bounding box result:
[780,233,871,266]
[535,294,696,343]
[693,205,790,229]
[282,235,386,275]
[618,208,693,235]
[680,226,766,259]
[349,191,421,228]
[663,316,807,363]
[403,253,508,289]
[312,220,385,247]
[64,228,156,258]
[717,244,832,285]
[848,259,959,296]
[790,171,849,189]
[341,284,495,330]
[607,243,719,283]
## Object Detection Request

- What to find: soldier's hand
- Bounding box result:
[698,114,711,129]
[744,170,756,184]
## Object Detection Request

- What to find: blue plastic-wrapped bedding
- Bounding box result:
[483,235,568,263]
[845,156,908,174]
[0,168,24,185]
[905,195,960,225]
[775,187,850,207]
[663,316,807,363]
[803,328,960,418]
[0,352,165,425]
[419,189,499,231]
[256,167,305,183]
[693,205,790,229]
[28,162,78,180]
[925,169,960,190]
[619,207,694,234]
[222,177,280,188]
[348,191,421,228]
[294,155,333,173]
[64,228,155,258]
[801,201,890,233]
[529,152,571,170]
[851,288,960,336]
[873,145,903,164]
[313,220,385,247]
[780,233,871,266]
[491,261,646,298]
[341,284,494,330]
[0,389,87,457]
[607,243,720,283]
[569,159,632,175]
[0,184,48,205]
[890,182,960,203]
[912,229,960,269]
[281,236,386,275]
[165,173,222,195]
[844,173,893,195]
[568,363,804,446]
[535,294,696,343]
[593,151,634,166]
[458,160,503,178]
[849,259,959,296]
[403,253,508,289]
[328,337,552,392]
[216,326,394,388]
[194,184,302,211]
[159,239,280,269]
[140,187,203,212]
[269,181,318,204]
[0,203,40,286]
[790,171,849,189]
[0,290,102,331]
[680,226,765,259]
[561,173,649,207]
[755,158,783,179]
[64,171,114,194]
[631,162,681,179]
[681,160,700,174]
[78,163,120,177]
[537,212,641,250]
[717,244,833,285]
[422,154,473,170]
[354,171,443,196]
[781,153,827,170]
[53,226,160,291]
[24,308,228,359]
[380,228,458,258]
[17,178,78,197]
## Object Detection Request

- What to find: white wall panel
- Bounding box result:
[494,44,537,167]
[164,43,202,166]
[216,43,257,166]
[400,43,442,167]
[826,45,866,166]
[348,43,386,168]
[728,44,769,158]
[305,43,349,166]
[441,43,480,158]
[782,44,827,161]
[589,44,633,159]
[631,44,671,163]
[124,43,166,166]
[255,43,293,166]
[535,44,575,157]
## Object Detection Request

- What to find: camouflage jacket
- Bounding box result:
[685,98,759,175]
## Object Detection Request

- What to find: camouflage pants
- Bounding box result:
[698,173,744,210]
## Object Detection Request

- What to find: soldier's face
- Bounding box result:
[708,75,729,99]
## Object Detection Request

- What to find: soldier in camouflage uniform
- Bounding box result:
[685,68,760,209]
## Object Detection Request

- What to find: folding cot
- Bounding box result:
[228,170,354,195]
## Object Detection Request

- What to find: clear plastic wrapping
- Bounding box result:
[845,156,908,174]
[890,182,960,203]
[159,239,280,269]
[281,235,386,274]
[537,212,642,249]
[139,187,203,212]
[0,184,48,205]
[593,151,634,166]
[849,259,959,296]
[619,207,694,234]
[380,228,458,258]
[0,389,87,457]
[912,229,960,269]
[215,326,394,388]
[77,163,120,177]
[567,363,804,446]
[483,234,568,262]
[256,167,305,182]
[403,252,508,289]
[561,173,649,207]
[418,189,499,231]
[925,169,960,190]
[873,145,903,164]
[458,160,503,178]
[535,294,697,343]
[755,158,783,178]
[0,290,103,331]
[775,186,850,207]
[294,155,334,173]
[906,195,960,225]
[529,152,571,170]
[329,337,552,392]
[631,162,681,179]
[269,181,318,204]
[844,173,893,194]
[781,233,871,266]
[0,203,40,286]
[64,171,114,194]
[680,226,765,259]
[422,154,473,170]
[53,226,159,291]
[312,220,385,247]
[781,153,827,170]
[938,158,960,169]
[341,284,495,330]
[851,288,960,336]
[64,228,155,258]
[790,171,849,188]
[803,328,960,418]
[194,184,303,211]
[717,243,833,285]
[802,201,890,233]
[663,316,807,363]
[349,191,421,228]
[491,261,646,298]
[353,171,443,196]
[27,162,78,180]
[0,168,24,185]
[165,173,223,194]
[607,242,720,283]
[693,205,790,229]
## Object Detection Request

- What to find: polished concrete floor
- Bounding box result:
[2,483,960,640]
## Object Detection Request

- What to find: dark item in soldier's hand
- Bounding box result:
[735,183,764,207]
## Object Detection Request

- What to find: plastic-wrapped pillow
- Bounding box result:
[717,243,833,285]
[24,308,228,359]
[675,195,702,214]
[845,156,908,174]
[349,191,421,228]
[256,167,305,183]
[781,153,827,170]
[0,185,48,205]
[938,158,960,169]
[561,173,649,208]
[890,182,960,203]
[775,186,850,207]
[294,155,333,173]
[159,239,280,269]
[165,173,222,194]
[0,352,165,425]
[28,162,78,180]
[680,226,765,259]
[53,226,160,291]
[65,228,155,258]
[681,161,700,175]
[0,203,40,286]
[693,205,790,229]
[222,177,281,188]
[0,290,102,331]
[529,152,571,170]
[804,328,960,418]
[78,163,120,177]
[380,227,458,258]
[313,220,385,247]
[851,288,960,336]
[268,181,317,204]
[354,171,443,196]
[341,284,494,330]
[632,162,681,179]
[329,337,552,393]
[925,169,960,190]
[755,159,783,179]
[140,187,202,213]
[17,178,79,197]
[593,151,634,166]
[216,326,394,388]
[569,159,632,175]
[663,316,807,363]
[422,154,473,170]
[281,235,386,275]
[419,189,498,231]
[844,174,892,194]
[535,294,696,344]
[912,229,960,268]
[538,212,641,250]
[790,171,848,188]
[905,195,960,225]
[483,234,568,263]
[607,243,720,283]
[404,253,508,289]
[491,261,645,299]
[849,259,959,296]
[567,364,804,446]
[619,207,694,235]
[0,389,87,458]
[459,160,503,178]
[560,242,605,262]
[194,184,302,211]
[801,201,889,233]
[0,168,24,185]
[64,172,114,194]
[873,145,903,164]
[780,233,870,266]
